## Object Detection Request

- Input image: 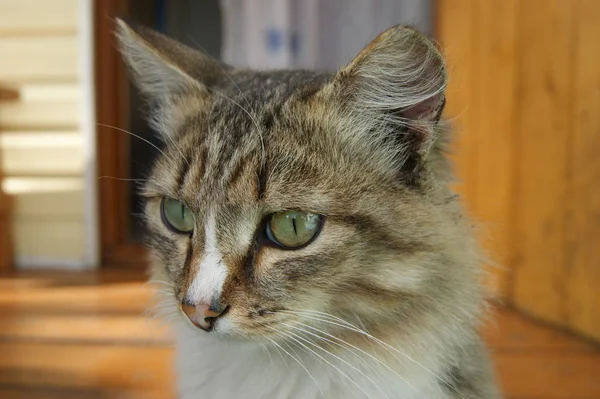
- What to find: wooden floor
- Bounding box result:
[0,270,598,399]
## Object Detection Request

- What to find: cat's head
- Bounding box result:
[116,20,480,341]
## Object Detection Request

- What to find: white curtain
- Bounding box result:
[220,0,432,71]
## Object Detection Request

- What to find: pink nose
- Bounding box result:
[181,302,227,331]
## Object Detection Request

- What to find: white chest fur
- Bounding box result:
[174,322,448,399]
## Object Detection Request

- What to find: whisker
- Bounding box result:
[159,117,191,167]
[146,301,177,310]
[186,36,254,112]
[263,333,323,397]
[286,320,418,393]
[97,123,177,166]
[284,310,462,397]
[145,309,178,322]
[146,282,175,291]
[270,337,290,371]
[287,310,425,362]
[150,289,175,294]
[283,325,389,399]
[146,304,176,313]
[260,341,275,369]
[147,280,175,287]
[270,326,374,399]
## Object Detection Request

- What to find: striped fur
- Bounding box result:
[117,19,501,399]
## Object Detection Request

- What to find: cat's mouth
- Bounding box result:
[177,305,334,343]
[179,302,287,335]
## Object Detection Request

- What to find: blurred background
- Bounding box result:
[0,0,598,398]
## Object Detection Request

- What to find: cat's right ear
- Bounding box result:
[115,18,224,100]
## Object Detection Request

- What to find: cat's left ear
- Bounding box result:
[334,26,447,157]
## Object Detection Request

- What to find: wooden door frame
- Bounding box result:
[95,0,146,268]
[0,87,19,272]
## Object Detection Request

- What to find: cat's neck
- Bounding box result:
[173,321,450,399]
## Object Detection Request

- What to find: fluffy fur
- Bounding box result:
[116,19,501,399]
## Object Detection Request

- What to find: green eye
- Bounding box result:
[266,211,322,248]
[161,197,195,234]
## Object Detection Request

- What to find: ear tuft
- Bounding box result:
[115,18,225,98]
[339,26,446,120]
[336,26,447,157]
[114,19,231,139]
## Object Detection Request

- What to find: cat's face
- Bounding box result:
[117,21,478,341]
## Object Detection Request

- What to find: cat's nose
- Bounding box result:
[181,301,227,332]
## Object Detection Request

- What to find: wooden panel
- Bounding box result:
[0,0,82,268]
[512,0,574,325]
[484,307,593,352]
[0,36,78,82]
[0,82,80,130]
[4,176,85,261]
[0,101,79,130]
[565,0,600,342]
[0,342,174,397]
[17,83,80,102]
[494,352,600,398]
[0,131,82,147]
[435,0,476,202]
[0,0,78,34]
[11,190,83,218]
[0,388,174,399]
[0,272,169,341]
[0,388,172,399]
[0,272,155,314]
[0,133,83,176]
[436,0,600,340]
[470,1,518,298]
[436,0,517,299]
[2,177,83,194]
[13,219,85,260]
[0,314,170,343]
[0,87,18,101]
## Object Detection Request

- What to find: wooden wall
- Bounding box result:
[0,0,87,266]
[437,0,600,341]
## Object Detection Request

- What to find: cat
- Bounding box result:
[115,18,501,399]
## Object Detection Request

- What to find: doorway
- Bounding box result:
[95,0,222,267]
